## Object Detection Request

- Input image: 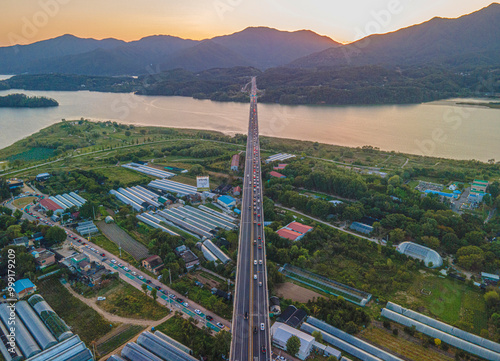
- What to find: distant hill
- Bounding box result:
[211,27,341,69]
[0,27,337,75]
[0,34,125,74]
[160,40,253,72]
[290,3,500,69]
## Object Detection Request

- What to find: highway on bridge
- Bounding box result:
[230,77,271,361]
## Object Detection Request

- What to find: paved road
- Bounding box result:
[230,77,271,361]
[24,204,231,334]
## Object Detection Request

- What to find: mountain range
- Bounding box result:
[0,3,498,76]
[0,28,340,75]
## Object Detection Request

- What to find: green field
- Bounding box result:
[361,325,454,361]
[91,234,137,265]
[96,324,145,357]
[393,274,487,333]
[96,166,153,184]
[7,147,55,162]
[37,278,116,344]
[98,282,169,320]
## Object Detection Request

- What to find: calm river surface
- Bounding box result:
[0,87,498,161]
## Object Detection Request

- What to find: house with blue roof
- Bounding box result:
[14,278,37,298]
[217,195,236,208]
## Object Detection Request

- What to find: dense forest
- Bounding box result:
[263,159,500,272]
[1,64,498,106]
[0,93,58,108]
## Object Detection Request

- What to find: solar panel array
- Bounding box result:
[381,309,500,361]
[148,179,198,197]
[305,317,404,361]
[122,163,175,179]
[386,302,500,353]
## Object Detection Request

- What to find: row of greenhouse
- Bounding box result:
[382,302,500,361]
[107,330,198,361]
[0,295,91,361]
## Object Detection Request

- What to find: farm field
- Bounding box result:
[37,278,116,344]
[97,282,169,320]
[95,324,145,358]
[274,282,323,303]
[392,274,488,333]
[360,325,455,361]
[11,196,37,208]
[97,221,150,260]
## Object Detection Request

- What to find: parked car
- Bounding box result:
[206,315,213,321]
[217,322,224,329]
[194,309,201,315]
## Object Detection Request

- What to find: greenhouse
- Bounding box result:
[386,302,500,353]
[396,242,443,268]
[381,308,500,361]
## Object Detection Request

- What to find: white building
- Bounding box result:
[396,242,443,268]
[271,322,314,360]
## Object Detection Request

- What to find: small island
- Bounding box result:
[0,93,59,108]
[457,101,500,109]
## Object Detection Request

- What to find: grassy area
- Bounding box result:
[96,324,145,357]
[11,196,37,208]
[91,234,137,265]
[72,278,121,298]
[199,271,227,285]
[7,147,55,162]
[171,278,233,319]
[37,278,116,344]
[98,282,169,320]
[96,166,153,185]
[393,274,487,333]
[360,325,455,361]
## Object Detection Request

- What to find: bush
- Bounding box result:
[392,328,399,336]
[383,320,391,329]
[404,325,416,337]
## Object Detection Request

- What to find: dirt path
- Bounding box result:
[97,331,143,361]
[274,282,323,303]
[63,282,171,327]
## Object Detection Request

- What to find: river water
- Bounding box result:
[0,87,498,161]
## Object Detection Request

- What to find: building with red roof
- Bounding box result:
[39,198,64,214]
[231,154,240,171]
[233,186,242,196]
[277,221,314,241]
[269,171,286,178]
[273,164,288,170]
[287,222,314,234]
[277,228,302,241]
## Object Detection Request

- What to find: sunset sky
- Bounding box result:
[0,0,497,47]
